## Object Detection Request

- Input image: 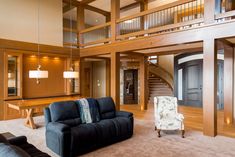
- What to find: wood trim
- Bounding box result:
[215,10,235,19]
[0,38,79,56]
[63,42,79,47]
[80,22,111,34]
[80,0,96,4]
[116,18,204,40]
[81,38,111,47]
[116,0,193,23]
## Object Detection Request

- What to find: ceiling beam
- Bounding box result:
[63,0,110,17]
[120,2,140,12]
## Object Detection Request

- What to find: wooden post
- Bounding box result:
[111,0,120,42]
[203,38,217,136]
[224,46,234,124]
[140,0,148,31]
[111,52,120,110]
[204,0,216,24]
[77,4,85,46]
[106,59,111,96]
[140,56,148,110]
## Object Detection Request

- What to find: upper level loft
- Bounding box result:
[63,0,235,51]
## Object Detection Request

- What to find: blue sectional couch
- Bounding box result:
[44,97,134,157]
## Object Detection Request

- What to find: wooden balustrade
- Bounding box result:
[64,0,235,48]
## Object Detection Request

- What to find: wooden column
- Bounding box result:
[224,46,234,124]
[0,49,4,120]
[140,0,148,31]
[111,52,120,110]
[111,0,120,42]
[140,56,148,110]
[77,4,85,45]
[204,0,216,24]
[106,59,111,96]
[203,38,217,136]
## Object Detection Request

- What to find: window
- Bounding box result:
[4,52,22,99]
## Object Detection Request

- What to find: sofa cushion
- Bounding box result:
[58,118,81,127]
[96,97,116,119]
[0,134,8,143]
[92,119,117,144]
[71,124,97,155]
[0,143,30,157]
[111,117,133,138]
[49,101,80,122]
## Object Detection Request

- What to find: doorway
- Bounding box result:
[123,69,138,104]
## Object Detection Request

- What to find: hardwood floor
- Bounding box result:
[121,104,235,138]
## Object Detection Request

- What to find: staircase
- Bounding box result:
[148,74,173,105]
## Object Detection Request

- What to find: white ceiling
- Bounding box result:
[63,0,179,26]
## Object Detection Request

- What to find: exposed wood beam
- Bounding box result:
[121,2,140,12]
[84,5,110,16]
[63,0,110,17]
[140,56,148,110]
[63,4,75,13]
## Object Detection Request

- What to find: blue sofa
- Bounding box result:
[44,97,134,157]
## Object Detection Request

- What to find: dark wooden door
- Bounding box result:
[124,69,138,104]
[183,60,203,107]
[84,68,91,97]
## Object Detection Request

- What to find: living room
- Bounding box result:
[1,0,235,157]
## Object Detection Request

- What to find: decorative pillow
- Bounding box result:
[0,143,30,157]
[0,134,8,143]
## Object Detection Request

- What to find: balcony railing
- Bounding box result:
[64,0,235,48]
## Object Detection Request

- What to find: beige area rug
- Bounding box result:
[1,117,235,157]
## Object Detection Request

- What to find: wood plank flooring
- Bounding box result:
[121,104,235,138]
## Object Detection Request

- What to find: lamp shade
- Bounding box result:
[63,71,79,78]
[29,70,48,78]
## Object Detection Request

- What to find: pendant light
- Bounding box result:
[63,0,79,80]
[29,0,48,84]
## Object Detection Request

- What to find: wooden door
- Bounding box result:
[124,69,138,104]
[84,68,91,97]
[183,60,203,107]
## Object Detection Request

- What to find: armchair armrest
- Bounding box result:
[175,113,184,121]
[8,136,27,146]
[116,111,133,118]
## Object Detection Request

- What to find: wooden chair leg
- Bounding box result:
[157,129,161,137]
[154,126,157,131]
[182,130,185,138]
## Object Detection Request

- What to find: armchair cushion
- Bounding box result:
[97,97,116,119]
[8,136,27,146]
[46,122,70,133]
[49,101,80,122]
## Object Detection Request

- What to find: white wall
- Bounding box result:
[0,0,63,46]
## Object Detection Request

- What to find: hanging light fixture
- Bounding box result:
[63,0,79,80]
[29,0,48,84]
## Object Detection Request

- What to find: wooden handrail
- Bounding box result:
[117,18,204,40]
[80,22,111,34]
[215,10,235,19]
[63,42,79,47]
[80,38,111,47]
[116,0,194,23]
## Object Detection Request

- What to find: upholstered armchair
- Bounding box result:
[154,96,185,138]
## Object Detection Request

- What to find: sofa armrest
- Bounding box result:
[47,122,70,133]
[8,136,27,146]
[46,122,71,157]
[116,111,133,118]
